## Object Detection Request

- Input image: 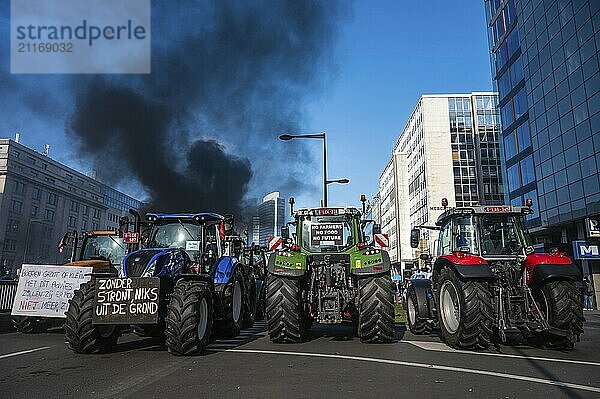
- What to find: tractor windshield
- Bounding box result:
[80,235,126,268]
[300,214,356,252]
[478,215,528,256]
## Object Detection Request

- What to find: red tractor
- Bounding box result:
[406,204,584,350]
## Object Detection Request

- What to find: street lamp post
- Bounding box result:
[279,132,330,206]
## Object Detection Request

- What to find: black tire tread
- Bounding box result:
[437,268,493,349]
[165,280,213,356]
[406,288,431,335]
[531,280,584,350]
[358,275,395,343]
[65,281,120,354]
[214,270,243,337]
[266,275,304,343]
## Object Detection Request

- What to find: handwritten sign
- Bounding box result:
[311,223,344,246]
[93,277,160,324]
[11,264,92,318]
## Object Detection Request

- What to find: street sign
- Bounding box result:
[123,232,139,244]
[374,233,389,248]
[573,240,600,260]
[585,217,600,239]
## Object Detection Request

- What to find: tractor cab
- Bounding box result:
[145,212,229,275]
[61,230,128,274]
[295,208,363,253]
[433,206,534,259]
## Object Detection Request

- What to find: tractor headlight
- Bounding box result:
[363,249,381,256]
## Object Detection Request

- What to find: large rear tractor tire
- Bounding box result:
[65,281,121,354]
[165,280,213,356]
[406,287,431,335]
[357,275,395,343]
[530,280,584,350]
[242,275,258,328]
[214,269,243,337]
[266,274,305,343]
[436,268,493,349]
[12,316,50,334]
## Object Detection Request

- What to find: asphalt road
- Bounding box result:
[0,313,599,399]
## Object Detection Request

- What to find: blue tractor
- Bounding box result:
[65,212,261,356]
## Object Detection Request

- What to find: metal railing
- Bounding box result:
[0,280,18,313]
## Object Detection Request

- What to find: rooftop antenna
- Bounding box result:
[15,133,20,143]
[43,144,50,156]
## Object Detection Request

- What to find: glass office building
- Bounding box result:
[257,192,286,247]
[485,0,600,306]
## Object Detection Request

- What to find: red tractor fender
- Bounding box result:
[525,252,581,286]
[433,252,493,280]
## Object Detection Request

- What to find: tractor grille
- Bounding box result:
[125,250,162,277]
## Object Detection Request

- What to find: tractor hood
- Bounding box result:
[64,259,112,273]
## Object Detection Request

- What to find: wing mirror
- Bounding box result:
[281,226,290,239]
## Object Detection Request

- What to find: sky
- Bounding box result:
[0,0,495,217]
[306,0,494,209]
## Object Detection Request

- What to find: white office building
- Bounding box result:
[377,93,503,272]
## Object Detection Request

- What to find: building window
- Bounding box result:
[26,156,36,165]
[11,200,22,213]
[3,239,16,252]
[45,209,55,221]
[93,208,100,219]
[82,205,89,215]
[516,122,530,151]
[520,155,535,185]
[70,201,79,212]
[68,216,78,228]
[47,192,58,206]
[13,181,25,195]
[504,133,517,160]
[30,205,38,217]
[82,220,87,230]
[31,187,41,200]
[92,222,98,230]
[507,163,520,191]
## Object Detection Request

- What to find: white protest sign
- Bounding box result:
[185,241,200,251]
[11,264,92,318]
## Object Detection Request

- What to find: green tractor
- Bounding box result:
[266,198,395,343]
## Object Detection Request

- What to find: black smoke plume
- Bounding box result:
[67,0,345,219]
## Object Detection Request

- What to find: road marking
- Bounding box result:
[222,349,600,394]
[0,346,51,360]
[404,340,600,367]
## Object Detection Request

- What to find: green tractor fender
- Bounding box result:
[267,251,307,277]
[351,250,391,276]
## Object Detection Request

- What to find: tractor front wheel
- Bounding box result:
[214,269,243,337]
[165,280,213,356]
[406,287,431,335]
[242,274,258,328]
[65,281,121,354]
[436,268,493,349]
[357,275,395,343]
[266,274,305,343]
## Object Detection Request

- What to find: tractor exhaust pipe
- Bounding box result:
[129,209,141,233]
